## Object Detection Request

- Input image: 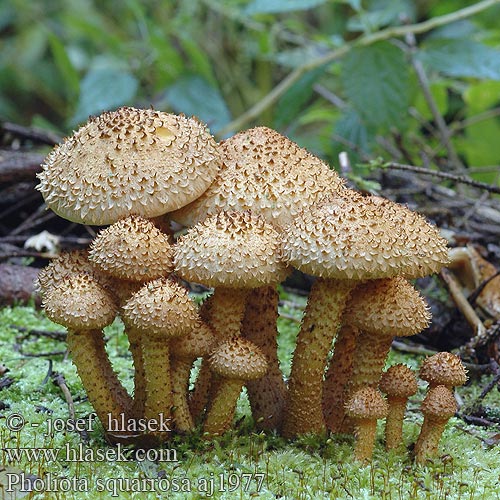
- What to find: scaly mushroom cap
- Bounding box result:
[37,107,221,225]
[43,273,117,330]
[174,211,290,288]
[283,193,448,280]
[368,195,449,278]
[88,215,174,281]
[419,352,468,388]
[344,277,431,336]
[209,336,268,381]
[282,197,409,280]
[420,385,457,419]
[171,126,345,227]
[170,321,216,359]
[379,364,418,398]
[121,278,198,337]
[35,250,114,297]
[345,387,389,420]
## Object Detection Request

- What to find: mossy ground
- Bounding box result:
[1,290,500,499]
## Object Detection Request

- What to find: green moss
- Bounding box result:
[1,301,500,499]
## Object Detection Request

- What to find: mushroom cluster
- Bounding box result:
[36,106,459,460]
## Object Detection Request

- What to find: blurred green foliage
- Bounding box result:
[2,0,500,184]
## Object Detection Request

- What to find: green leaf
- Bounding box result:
[341,41,410,131]
[273,44,331,68]
[48,34,80,98]
[163,75,232,134]
[413,81,448,120]
[71,68,138,126]
[463,81,500,113]
[244,0,327,15]
[274,68,325,128]
[457,119,500,171]
[418,39,500,80]
[333,109,371,155]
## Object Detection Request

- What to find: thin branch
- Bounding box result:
[404,31,465,172]
[216,0,500,137]
[384,162,500,194]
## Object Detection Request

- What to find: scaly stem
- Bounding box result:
[323,323,360,433]
[67,329,128,433]
[171,357,195,432]
[203,379,244,437]
[243,286,286,431]
[282,279,354,438]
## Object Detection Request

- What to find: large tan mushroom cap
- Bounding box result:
[89,215,174,281]
[379,364,418,398]
[171,126,345,227]
[282,197,409,280]
[344,277,431,336]
[420,385,458,418]
[174,211,290,288]
[369,195,449,278]
[37,107,221,225]
[345,387,389,420]
[419,352,468,388]
[43,273,117,330]
[121,278,198,337]
[283,193,449,280]
[209,336,268,381]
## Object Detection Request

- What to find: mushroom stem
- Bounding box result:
[323,323,360,433]
[126,327,146,418]
[67,329,128,432]
[243,286,286,431]
[203,379,244,437]
[282,278,355,438]
[207,287,250,339]
[141,338,172,441]
[414,385,457,464]
[92,332,133,413]
[384,397,407,450]
[353,419,378,462]
[415,418,449,463]
[170,357,195,432]
[385,396,408,450]
[188,360,212,422]
[347,330,393,391]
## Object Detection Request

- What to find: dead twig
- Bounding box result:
[440,269,486,337]
[13,325,66,341]
[383,162,500,194]
[52,372,75,421]
[1,122,61,146]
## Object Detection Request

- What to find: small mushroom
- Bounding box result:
[36,251,132,413]
[419,352,468,390]
[344,278,430,391]
[121,278,199,441]
[323,323,360,433]
[174,210,289,339]
[42,274,132,433]
[414,385,457,464]
[89,214,175,418]
[379,364,418,450]
[88,215,174,284]
[242,286,287,431]
[344,387,388,462]
[169,321,216,432]
[203,336,268,437]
